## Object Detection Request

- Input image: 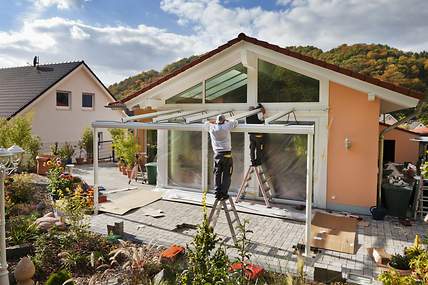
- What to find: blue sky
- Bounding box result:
[0,0,427,84]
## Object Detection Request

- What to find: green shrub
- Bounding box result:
[81,128,93,160]
[45,269,74,285]
[389,254,410,270]
[0,115,41,171]
[5,173,35,204]
[58,142,75,163]
[180,192,231,285]
[6,214,38,246]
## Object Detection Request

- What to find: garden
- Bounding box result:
[3,116,428,285]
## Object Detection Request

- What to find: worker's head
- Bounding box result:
[216,114,226,124]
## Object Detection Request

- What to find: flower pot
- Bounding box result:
[127,168,132,178]
[370,206,386,220]
[36,155,53,175]
[387,263,412,276]
[76,157,84,165]
[122,167,128,175]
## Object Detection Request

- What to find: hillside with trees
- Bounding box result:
[109,44,428,113]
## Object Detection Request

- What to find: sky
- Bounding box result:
[0,0,427,85]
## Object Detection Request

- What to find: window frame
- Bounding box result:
[56,90,71,110]
[81,92,95,110]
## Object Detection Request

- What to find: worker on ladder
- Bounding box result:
[206,114,238,200]
[246,104,266,166]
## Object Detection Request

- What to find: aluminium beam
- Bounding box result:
[122,109,181,122]
[185,110,233,124]
[227,108,261,121]
[92,120,314,135]
[264,108,296,124]
[153,109,206,122]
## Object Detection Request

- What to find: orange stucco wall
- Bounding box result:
[379,124,419,163]
[327,82,380,209]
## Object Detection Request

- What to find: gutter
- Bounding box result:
[377,100,426,206]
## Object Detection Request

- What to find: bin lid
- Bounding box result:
[145,162,157,166]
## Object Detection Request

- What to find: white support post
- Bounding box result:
[93,127,99,215]
[202,130,208,192]
[305,133,314,257]
[0,168,9,285]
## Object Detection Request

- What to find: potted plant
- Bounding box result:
[121,135,139,178]
[81,128,94,164]
[388,253,412,276]
[58,142,74,165]
[75,140,85,165]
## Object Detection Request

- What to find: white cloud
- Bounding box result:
[0,0,427,85]
[70,25,90,40]
[34,0,88,10]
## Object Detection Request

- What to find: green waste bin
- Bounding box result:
[382,183,413,218]
[145,162,157,185]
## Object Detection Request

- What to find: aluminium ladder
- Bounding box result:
[235,165,273,208]
[208,197,242,244]
[414,175,428,219]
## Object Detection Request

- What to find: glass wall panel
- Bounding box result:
[166,83,203,104]
[208,133,245,192]
[263,134,307,201]
[205,63,247,103]
[168,131,202,189]
[258,59,319,102]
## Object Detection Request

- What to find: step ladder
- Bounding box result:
[235,165,273,208]
[208,197,242,244]
[414,175,428,219]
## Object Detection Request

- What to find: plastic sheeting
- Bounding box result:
[263,134,308,201]
[168,130,202,189]
[165,130,308,201]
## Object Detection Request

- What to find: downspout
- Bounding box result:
[377,100,425,206]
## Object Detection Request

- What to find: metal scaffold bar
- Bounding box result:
[122,109,181,122]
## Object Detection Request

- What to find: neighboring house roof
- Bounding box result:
[0,61,116,119]
[413,126,428,134]
[379,122,421,135]
[118,33,425,104]
[409,121,425,130]
[379,114,398,124]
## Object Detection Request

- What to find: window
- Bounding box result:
[82,93,94,109]
[168,131,202,189]
[258,59,319,102]
[166,83,203,104]
[205,63,247,103]
[56,91,70,108]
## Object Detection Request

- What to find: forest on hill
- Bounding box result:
[108,43,428,120]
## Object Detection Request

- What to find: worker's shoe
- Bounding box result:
[220,194,229,200]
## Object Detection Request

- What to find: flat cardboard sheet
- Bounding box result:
[310,212,358,254]
[100,189,162,215]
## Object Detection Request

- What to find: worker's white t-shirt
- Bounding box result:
[206,120,238,153]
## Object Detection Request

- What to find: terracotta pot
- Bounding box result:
[122,167,128,175]
[127,168,132,178]
[76,157,84,165]
[36,155,53,176]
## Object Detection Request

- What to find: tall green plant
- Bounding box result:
[180,192,231,285]
[0,114,41,170]
[81,128,93,160]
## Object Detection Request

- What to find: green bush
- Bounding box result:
[180,193,230,285]
[6,214,38,246]
[58,142,75,163]
[81,128,93,160]
[5,173,35,204]
[45,269,74,285]
[112,131,139,167]
[0,115,41,171]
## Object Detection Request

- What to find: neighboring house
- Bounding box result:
[379,113,398,125]
[409,121,426,130]
[110,33,424,214]
[379,122,420,163]
[0,60,123,155]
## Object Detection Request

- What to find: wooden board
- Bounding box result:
[310,212,358,254]
[100,189,162,215]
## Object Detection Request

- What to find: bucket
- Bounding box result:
[370,206,386,220]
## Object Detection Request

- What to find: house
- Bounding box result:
[379,113,398,125]
[103,33,424,215]
[379,123,420,163]
[0,60,123,153]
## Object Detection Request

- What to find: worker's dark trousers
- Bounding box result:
[213,151,233,198]
[250,134,264,166]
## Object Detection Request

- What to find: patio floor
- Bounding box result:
[77,163,428,283]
